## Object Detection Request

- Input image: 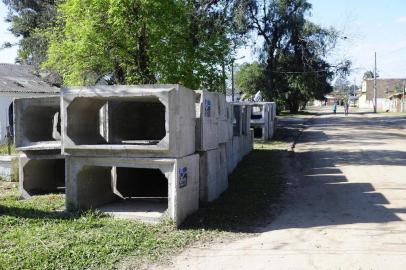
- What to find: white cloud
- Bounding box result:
[395,16,406,23]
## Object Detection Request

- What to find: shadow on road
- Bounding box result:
[184,112,406,233]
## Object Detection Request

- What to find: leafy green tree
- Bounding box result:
[232,0,350,113]
[43,0,233,91]
[3,0,59,67]
[235,62,267,96]
[363,70,376,79]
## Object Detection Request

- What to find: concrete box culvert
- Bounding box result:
[14,96,62,151]
[61,84,196,158]
[248,102,277,141]
[195,90,219,151]
[198,146,228,203]
[232,104,243,137]
[19,154,65,198]
[225,140,234,175]
[65,154,199,225]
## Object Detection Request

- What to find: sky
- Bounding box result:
[1,0,406,85]
[236,0,406,85]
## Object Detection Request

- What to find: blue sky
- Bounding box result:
[1,0,406,84]
[236,0,406,84]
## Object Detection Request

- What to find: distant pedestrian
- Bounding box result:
[344,102,349,116]
[333,103,337,114]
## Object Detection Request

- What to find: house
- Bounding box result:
[358,78,406,111]
[388,92,405,113]
[0,64,59,144]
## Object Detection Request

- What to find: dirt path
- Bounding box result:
[155,110,406,270]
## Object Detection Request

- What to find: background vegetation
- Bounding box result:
[3,0,351,110]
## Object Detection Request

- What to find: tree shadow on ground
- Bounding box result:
[183,114,406,233]
[181,147,289,233]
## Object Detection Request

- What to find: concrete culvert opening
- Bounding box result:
[233,106,241,136]
[254,127,263,138]
[108,97,166,145]
[67,98,107,145]
[23,106,60,142]
[23,159,65,196]
[79,166,168,222]
[114,168,168,199]
[251,106,263,120]
[67,97,166,146]
[242,107,247,135]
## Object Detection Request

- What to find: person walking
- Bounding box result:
[344,101,349,116]
[333,103,337,114]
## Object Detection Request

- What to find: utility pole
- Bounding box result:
[373,52,377,113]
[402,83,405,113]
[231,61,235,102]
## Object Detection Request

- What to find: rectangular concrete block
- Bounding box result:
[0,155,18,181]
[217,95,229,144]
[14,96,61,151]
[242,128,254,156]
[199,149,219,202]
[199,145,228,203]
[232,103,243,137]
[61,84,196,158]
[249,102,277,141]
[218,143,228,194]
[65,154,199,225]
[226,103,234,141]
[19,153,65,199]
[225,140,233,175]
[218,93,227,121]
[231,135,241,169]
[195,90,219,151]
[241,104,252,137]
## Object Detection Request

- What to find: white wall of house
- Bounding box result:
[358,94,390,111]
[0,96,14,144]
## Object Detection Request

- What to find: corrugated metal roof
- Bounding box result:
[0,63,60,94]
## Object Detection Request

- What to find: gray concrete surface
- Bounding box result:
[66,154,199,225]
[19,153,65,198]
[199,145,228,202]
[14,96,61,151]
[195,90,219,151]
[61,84,196,158]
[156,109,406,269]
[249,102,277,140]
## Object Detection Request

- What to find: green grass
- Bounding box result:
[0,144,17,155]
[0,140,289,270]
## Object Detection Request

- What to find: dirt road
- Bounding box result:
[156,110,406,270]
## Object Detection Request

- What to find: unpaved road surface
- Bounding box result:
[156,110,406,270]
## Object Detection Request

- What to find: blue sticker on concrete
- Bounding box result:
[179,167,188,188]
[204,99,211,117]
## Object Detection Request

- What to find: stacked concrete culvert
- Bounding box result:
[249,102,277,140]
[14,84,257,225]
[14,96,66,199]
[62,85,199,225]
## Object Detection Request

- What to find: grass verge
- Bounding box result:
[0,144,17,155]
[0,140,289,270]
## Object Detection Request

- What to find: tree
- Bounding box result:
[2,0,59,67]
[235,62,267,96]
[363,70,376,79]
[42,0,233,91]
[232,0,350,113]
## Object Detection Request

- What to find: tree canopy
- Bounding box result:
[4,0,351,112]
[41,0,233,91]
[232,0,350,112]
[363,70,376,79]
[235,62,268,96]
[2,0,59,67]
